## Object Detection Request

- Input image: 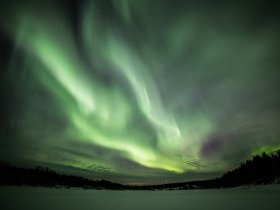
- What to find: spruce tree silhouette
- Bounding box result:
[1,151,280,190]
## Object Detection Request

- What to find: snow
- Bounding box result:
[0,185,280,210]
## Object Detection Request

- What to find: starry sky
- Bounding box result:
[0,0,280,184]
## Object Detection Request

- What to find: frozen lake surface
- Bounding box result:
[1,185,280,210]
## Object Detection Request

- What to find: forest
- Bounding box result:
[1,151,279,190]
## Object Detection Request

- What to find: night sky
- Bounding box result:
[0,0,280,184]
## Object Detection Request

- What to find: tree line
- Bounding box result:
[0,151,279,190]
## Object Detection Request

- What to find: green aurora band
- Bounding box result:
[0,0,280,183]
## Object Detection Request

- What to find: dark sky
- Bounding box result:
[0,0,280,184]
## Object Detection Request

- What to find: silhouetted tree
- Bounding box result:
[1,151,280,190]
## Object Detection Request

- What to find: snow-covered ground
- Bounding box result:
[0,185,280,210]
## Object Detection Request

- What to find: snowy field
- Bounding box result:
[0,185,280,210]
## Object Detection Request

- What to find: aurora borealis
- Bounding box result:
[0,0,280,184]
